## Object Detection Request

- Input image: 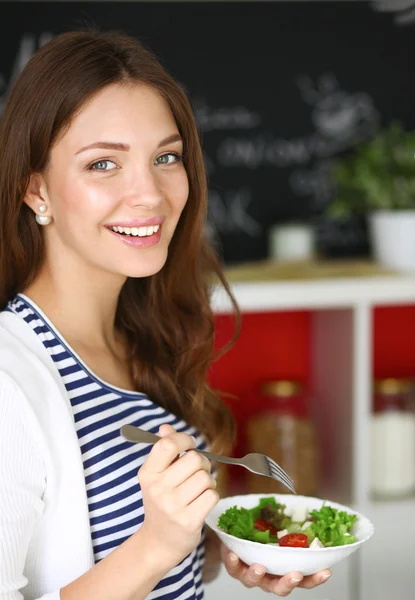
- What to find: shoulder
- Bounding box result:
[0,309,37,352]
[0,309,78,470]
[0,312,50,439]
[0,309,54,376]
[0,309,70,420]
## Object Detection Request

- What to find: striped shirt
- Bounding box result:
[7,294,208,600]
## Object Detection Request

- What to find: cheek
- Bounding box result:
[51,178,117,226]
[170,172,189,215]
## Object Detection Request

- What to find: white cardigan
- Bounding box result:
[0,310,95,600]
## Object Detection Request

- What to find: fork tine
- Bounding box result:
[283,480,297,494]
[269,467,297,493]
[268,461,297,493]
[269,466,294,485]
[268,457,294,482]
[269,467,296,493]
[270,467,295,488]
[268,459,295,486]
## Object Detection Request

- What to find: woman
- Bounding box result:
[0,29,331,600]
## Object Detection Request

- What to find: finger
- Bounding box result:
[176,468,217,505]
[241,563,268,588]
[162,449,212,488]
[298,570,332,589]
[142,431,196,474]
[264,572,304,596]
[221,547,249,581]
[186,488,220,525]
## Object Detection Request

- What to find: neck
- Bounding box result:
[23,259,127,352]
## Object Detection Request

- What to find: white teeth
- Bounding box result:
[109,224,160,237]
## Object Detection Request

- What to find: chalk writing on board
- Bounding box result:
[193,98,261,133]
[311,213,367,248]
[207,188,262,238]
[296,73,379,152]
[215,75,379,170]
[203,73,379,248]
[0,33,53,115]
[290,73,379,210]
[289,160,335,210]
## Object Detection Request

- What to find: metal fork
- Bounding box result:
[121,424,296,494]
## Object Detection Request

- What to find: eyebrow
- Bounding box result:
[75,133,183,155]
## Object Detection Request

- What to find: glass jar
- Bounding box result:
[370,378,415,499]
[246,380,319,496]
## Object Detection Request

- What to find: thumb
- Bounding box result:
[158,423,176,438]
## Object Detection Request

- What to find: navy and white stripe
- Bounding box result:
[7,294,208,600]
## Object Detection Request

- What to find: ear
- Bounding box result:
[23,173,52,217]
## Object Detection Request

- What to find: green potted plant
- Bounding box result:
[328,122,415,272]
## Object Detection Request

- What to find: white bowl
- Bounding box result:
[205,493,374,576]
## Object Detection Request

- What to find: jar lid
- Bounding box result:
[374,378,413,395]
[261,380,302,397]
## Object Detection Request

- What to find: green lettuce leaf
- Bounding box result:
[309,505,358,547]
[218,506,254,540]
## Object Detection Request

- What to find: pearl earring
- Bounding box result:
[35,204,52,226]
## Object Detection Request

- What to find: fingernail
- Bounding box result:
[191,435,197,445]
[254,569,265,576]
[321,572,331,582]
[290,577,303,584]
[228,552,238,563]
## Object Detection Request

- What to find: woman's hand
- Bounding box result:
[221,544,332,596]
[138,424,219,569]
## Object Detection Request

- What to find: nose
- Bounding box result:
[124,166,164,210]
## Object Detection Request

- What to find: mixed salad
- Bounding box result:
[218,497,358,548]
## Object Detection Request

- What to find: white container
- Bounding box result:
[370,378,415,499]
[268,223,315,261]
[370,411,415,498]
[369,210,415,272]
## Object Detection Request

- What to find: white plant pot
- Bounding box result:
[368,210,415,272]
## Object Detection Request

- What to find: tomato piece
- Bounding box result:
[254,519,278,535]
[278,533,309,548]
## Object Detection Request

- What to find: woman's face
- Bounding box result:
[33,83,189,280]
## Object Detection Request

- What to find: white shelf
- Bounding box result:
[211,274,415,313]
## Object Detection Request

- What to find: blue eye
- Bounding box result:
[155,152,183,165]
[89,160,117,171]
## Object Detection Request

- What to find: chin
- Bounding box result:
[118,253,169,279]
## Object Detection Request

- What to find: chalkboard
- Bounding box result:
[0,1,414,264]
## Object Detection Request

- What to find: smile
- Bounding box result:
[106,223,162,249]
[109,225,160,237]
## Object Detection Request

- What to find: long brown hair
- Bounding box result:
[0,29,238,452]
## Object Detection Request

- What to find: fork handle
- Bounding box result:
[197,450,241,466]
[121,425,160,445]
[121,425,240,466]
